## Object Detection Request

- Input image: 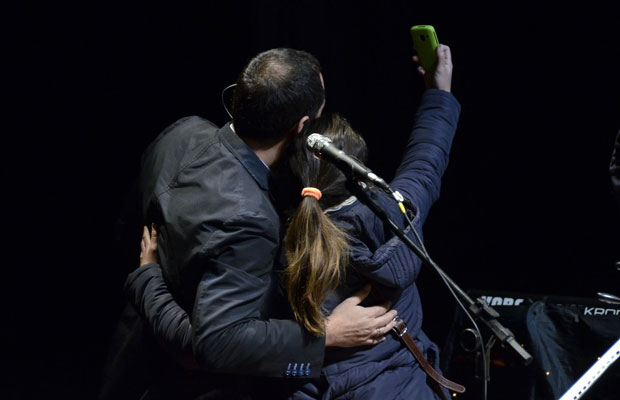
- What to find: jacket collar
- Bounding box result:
[218,122,272,192]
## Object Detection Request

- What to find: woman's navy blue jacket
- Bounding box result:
[315,89,460,399]
[125,89,460,399]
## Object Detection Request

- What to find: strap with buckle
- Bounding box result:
[392,317,466,398]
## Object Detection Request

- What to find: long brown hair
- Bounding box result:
[284,114,368,336]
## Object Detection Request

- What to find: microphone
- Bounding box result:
[306,133,391,192]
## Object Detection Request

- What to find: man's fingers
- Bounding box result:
[142,226,150,244]
[151,223,158,239]
[363,314,398,346]
[363,336,387,346]
[374,309,398,328]
[345,284,371,305]
[377,315,398,334]
[362,300,393,318]
[141,226,150,253]
[150,224,158,251]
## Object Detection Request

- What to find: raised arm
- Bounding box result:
[348,45,460,290]
[391,44,461,224]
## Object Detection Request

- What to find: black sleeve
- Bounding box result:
[124,263,198,370]
[391,89,461,225]
[190,212,325,378]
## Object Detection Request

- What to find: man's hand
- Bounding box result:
[324,284,398,347]
[139,223,159,266]
[413,43,453,92]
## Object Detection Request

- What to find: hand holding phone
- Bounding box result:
[410,25,452,92]
[410,25,439,72]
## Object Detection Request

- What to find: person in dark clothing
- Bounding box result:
[130,44,461,399]
[100,48,397,400]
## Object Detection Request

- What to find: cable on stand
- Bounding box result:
[346,178,533,400]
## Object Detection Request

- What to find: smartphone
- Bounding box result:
[410,25,439,72]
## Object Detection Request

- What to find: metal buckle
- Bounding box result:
[391,317,408,337]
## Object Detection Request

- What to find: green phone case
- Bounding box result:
[410,25,439,72]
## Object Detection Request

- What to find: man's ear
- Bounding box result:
[296,116,310,135]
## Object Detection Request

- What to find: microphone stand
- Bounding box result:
[345,178,533,395]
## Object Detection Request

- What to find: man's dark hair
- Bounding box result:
[231,48,325,141]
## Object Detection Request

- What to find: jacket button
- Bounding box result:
[285,362,291,377]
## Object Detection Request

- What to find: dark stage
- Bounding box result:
[3,2,620,399]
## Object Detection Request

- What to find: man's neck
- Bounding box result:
[231,123,289,169]
[243,137,289,169]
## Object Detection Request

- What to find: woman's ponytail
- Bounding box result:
[284,195,348,336]
[283,113,367,337]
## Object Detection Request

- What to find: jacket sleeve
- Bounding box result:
[124,264,198,370]
[391,89,461,225]
[350,89,460,289]
[191,211,325,378]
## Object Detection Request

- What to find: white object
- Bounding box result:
[558,337,620,400]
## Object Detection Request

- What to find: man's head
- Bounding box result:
[231,48,325,143]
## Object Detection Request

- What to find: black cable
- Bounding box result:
[346,180,530,400]
[400,205,489,400]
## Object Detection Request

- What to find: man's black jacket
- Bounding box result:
[99,117,324,399]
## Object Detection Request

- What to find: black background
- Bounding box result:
[3,2,620,399]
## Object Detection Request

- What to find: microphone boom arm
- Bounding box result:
[345,178,533,366]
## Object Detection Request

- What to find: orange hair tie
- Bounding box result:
[301,187,322,200]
